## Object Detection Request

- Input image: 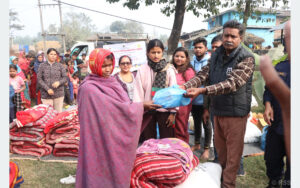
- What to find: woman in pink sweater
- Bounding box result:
[171,47,195,144]
[133,39,178,143]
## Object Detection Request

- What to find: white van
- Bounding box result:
[70,40,148,74]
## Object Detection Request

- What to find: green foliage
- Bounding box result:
[253,71,266,107]
[9,9,24,34]
[110,21,125,33]
[14,36,36,45]
[109,20,144,33]
[106,0,224,18]
[62,12,97,49]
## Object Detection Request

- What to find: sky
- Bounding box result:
[9,0,290,39]
[9,0,211,38]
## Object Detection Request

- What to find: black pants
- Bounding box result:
[64,85,72,105]
[264,127,290,187]
[10,106,15,123]
[191,105,212,148]
[139,111,174,143]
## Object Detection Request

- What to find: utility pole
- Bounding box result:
[38,0,47,54]
[58,0,66,53]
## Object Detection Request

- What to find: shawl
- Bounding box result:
[75,74,144,188]
[148,58,168,96]
[34,54,44,73]
[9,56,21,73]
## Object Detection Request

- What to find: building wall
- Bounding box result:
[205,33,218,50]
[208,11,276,28]
[245,28,274,47]
[246,13,276,27]
[274,17,285,39]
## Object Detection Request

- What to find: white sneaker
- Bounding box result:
[60,174,76,184]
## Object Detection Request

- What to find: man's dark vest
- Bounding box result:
[209,45,254,117]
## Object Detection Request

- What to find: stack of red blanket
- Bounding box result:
[130,154,199,188]
[10,104,58,157]
[44,108,80,157]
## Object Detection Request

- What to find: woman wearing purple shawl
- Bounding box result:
[75,48,160,188]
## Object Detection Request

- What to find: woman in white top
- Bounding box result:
[113,55,137,101]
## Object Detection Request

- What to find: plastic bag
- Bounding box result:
[153,85,191,108]
[175,162,222,188]
[260,126,269,151]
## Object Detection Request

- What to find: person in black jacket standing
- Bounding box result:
[263,20,290,188]
[180,20,255,188]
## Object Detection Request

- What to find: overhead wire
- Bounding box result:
[51,0,172,30]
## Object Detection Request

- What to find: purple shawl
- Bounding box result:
[75,74,144,188]
[136,138,194,174]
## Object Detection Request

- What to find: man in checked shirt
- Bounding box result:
[180,20,255,188]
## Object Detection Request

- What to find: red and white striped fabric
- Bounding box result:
[52,138,79,157]
[45,113,80,145]
[15,104,50,128]
[10,139,53,157]
[44,108,78,134]
[130,154,199,188]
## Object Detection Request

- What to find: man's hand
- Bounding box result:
[143,101,162,111]
[52,81,60,88]
[179,85,186,90]
[47,89,54,95]
[166,113,175,128]
[202,109,210,124]
[263,102,274,125]
[184,88,206,98]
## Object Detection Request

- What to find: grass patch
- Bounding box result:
[12,155,269,187]
[12,159,77,188]
[236,155,268,188]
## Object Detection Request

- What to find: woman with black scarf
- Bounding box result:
[133,39,178,143]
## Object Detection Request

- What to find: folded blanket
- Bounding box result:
[45,116,80,144]
[136,138,195,174]
[44,108,78,134]
[15,104,49,127]
[33,105,58,129]
[10,126,45,142]
[53,138,79,157]
[10,139,53,157]
[130,154,199,188]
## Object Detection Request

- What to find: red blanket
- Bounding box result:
[10,139,53,157]
[34,105,58,128]
[45,114,80,144]
[44,108,78,134]
[53,138,79,157]
[16,104,49,127]
[130,154,199,188]
[10,126,45,142]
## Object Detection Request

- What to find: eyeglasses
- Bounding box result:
[119,62,132,66]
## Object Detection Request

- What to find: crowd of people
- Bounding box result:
[9,48,90,121]
[9,19,291,188]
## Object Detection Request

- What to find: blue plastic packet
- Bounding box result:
[260,125,269,151]
[153,85,191,108]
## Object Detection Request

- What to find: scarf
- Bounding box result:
[34,54,43,73]
[89,48,115,77]
[148,58,168,96]
[9,56,21,73]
